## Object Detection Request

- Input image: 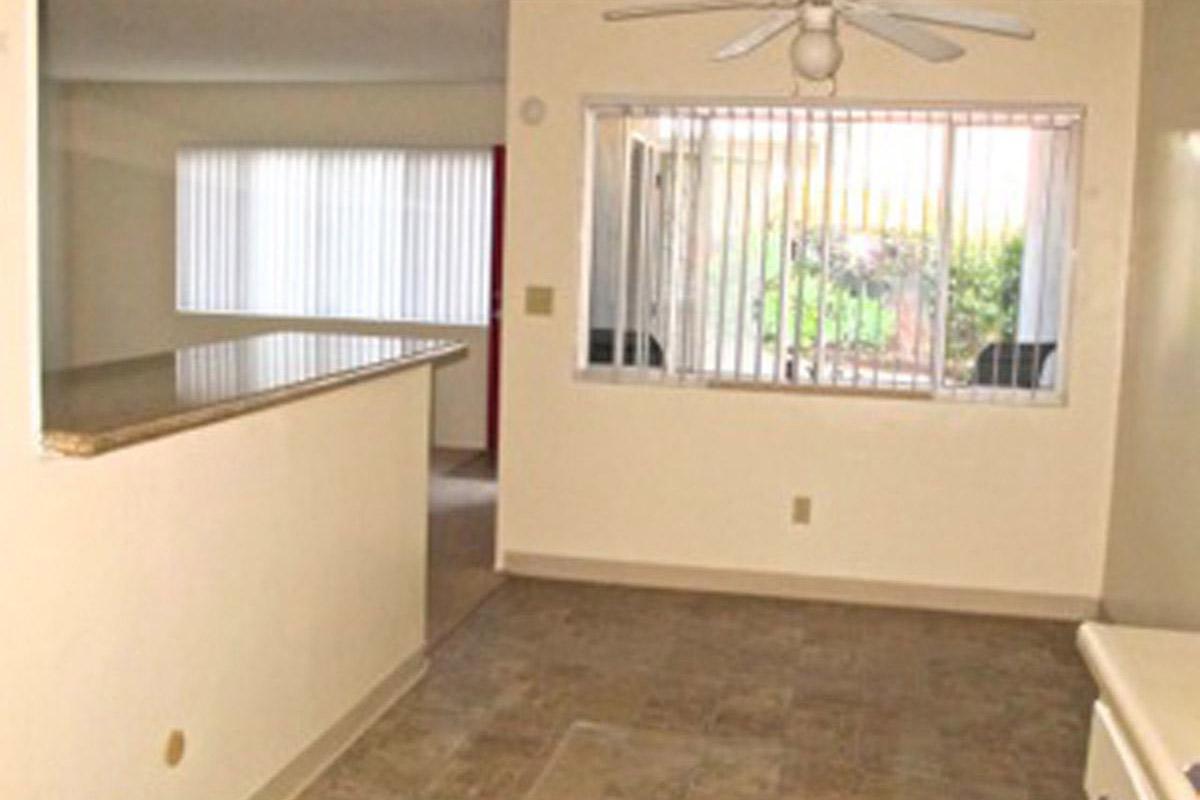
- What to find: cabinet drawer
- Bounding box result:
[1086,700,1159,800]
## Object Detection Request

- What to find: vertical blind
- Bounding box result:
[586,103,1082,402]
[177,147,494,326]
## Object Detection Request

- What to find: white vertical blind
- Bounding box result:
[177,147,494,326]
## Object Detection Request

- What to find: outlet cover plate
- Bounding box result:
[792,496,812,525]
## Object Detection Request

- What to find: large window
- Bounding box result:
[584,103,1082,402]
[177,147,494,326]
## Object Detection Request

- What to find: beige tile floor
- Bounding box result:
[302,578,1094,800]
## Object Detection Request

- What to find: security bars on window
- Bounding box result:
[584,104,1082,401]
[177,147,494,326]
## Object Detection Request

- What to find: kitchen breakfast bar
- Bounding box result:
[31,331,466,799]
[41,332,464,457]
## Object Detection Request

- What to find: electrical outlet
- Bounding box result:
[164,730,186,767]
[792,496,812,525]
[525,286,555,316]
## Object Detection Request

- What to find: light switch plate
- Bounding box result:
[525,286,555,316]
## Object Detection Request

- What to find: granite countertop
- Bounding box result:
[1077,622,1200,800]
[42,332,465,457]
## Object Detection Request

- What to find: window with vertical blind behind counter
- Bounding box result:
[176,147,495,327]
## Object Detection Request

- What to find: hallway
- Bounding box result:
[302,578,1094,800]
[427,449,504,645]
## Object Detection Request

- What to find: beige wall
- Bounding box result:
[54,80,505,449]
[1102,0,1200,629]
[2,7,433,795]
[498,0,1143,610]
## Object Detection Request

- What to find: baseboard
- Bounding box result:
[502,551,1099,621]
[246,649,428,800]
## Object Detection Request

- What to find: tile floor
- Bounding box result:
[301,578,1095,800]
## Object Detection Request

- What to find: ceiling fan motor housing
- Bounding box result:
[792,3,842,80]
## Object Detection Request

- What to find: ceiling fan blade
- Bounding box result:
[864,0,1034,39]
[838,3,965,62]
[604,0,784,22]
[714,10,799,60]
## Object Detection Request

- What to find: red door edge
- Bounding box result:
[486,145,506,455]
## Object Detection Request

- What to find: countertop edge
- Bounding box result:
[1076,622,1198,800]
[42,342,466,458]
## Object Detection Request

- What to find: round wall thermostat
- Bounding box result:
[520,96,547,126]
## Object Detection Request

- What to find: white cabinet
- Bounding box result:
[1085,700,1160,800]
[1077,623,1200,800]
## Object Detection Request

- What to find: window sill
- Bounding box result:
[575,367,1066,407]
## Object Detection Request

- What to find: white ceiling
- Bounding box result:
[43,0,509,83]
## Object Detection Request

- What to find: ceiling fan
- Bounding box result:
[602,0,1035,84]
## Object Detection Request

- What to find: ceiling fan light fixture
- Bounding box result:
[790,29,843,81]
[603,0,1035,84]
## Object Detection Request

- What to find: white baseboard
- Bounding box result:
[246,650,428,800]
[502,551,1099,621]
